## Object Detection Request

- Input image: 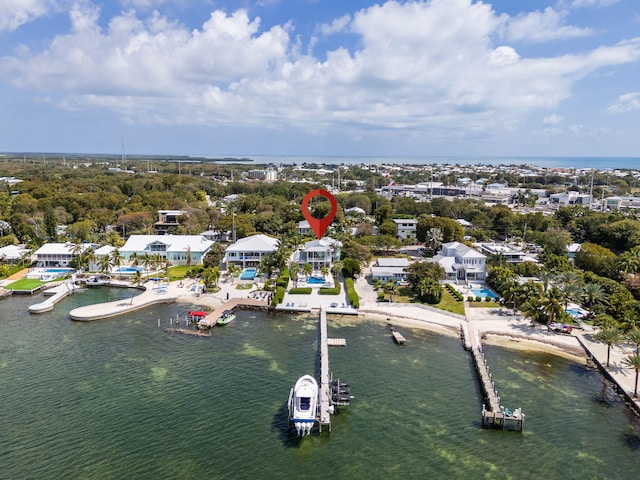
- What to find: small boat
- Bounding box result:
[217,310,236,326]
[197,318,216,330]
[288,374,318,436]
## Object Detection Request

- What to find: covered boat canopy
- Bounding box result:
[188,311,208,317]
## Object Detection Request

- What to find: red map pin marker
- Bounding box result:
[301,189,337,239]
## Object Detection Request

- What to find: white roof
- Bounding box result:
[94,245,116,256]
[393,218,418,224]
[376,258,410,268]
[371,266,408,277]
[226,234,279,253]
[0,245,29,260]
[567,243,581,253]
[121,235,214,254]
[345,207,366,214]
[33,243,81,255]
[303,237,342,252]
[298,220,311,228]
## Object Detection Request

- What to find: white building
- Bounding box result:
[0,244,30,263]
[393,219,418,241]
[224,234,279,269]
[120,235,214,266]
[32,242,87,267]
[433,242,486,282]
[297,220,312,236]
[294,237,342,273]
[475,243,536,264]
[371,258,410,283]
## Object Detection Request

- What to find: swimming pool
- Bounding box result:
[306,276,325,285]
[114,266,144,274]
[240,268,257,280]
[42,268,74,273]
[469,287,498,299]
[26,267,75,280]
[566,308,586,317]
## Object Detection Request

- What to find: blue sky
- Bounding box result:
[1,0,640,157]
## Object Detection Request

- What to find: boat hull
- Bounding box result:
[288,374,318,436]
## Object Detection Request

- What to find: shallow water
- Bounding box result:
[0,288,638,479]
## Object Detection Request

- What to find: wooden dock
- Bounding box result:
[318,308,332,432]
[390,328,406,345]
[203,297,268,324]
[461,323,525,431]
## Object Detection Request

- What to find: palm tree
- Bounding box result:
[627,328,640,353]
[227,263,238,284]
[98,254,113,275]
[500,279,521,315]
[618,246,640,274]
[383,281,399,302]
[302,262,313,279]
[130,270,144,305]
[582,283,607,310]
[624,352,640,397]
[520,296,545,326]
[331,260,344,279]
[594,326,623,368]
[289,263,300,287]
[320,265,329,279]
[541,286,565,325]
[424,227,443,255]
[202,266,220,290]
[258,253,278,279]
[111,248,123,274]
[141,253,152,279]
[129,252,139,269]
[537,269,556,293]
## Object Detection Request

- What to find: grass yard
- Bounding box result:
[167,266,195,281]
[433,289,466,316]
[5,278,47,290]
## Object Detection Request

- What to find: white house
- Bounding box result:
[475,242,536,264]
[120,235,214,266]
[371,257,410,283]
[294,237,342,273]
[297,220,312,236]
[0,244,30,263]
[433,242,486,282]
[393,218,418,241]
[32,242,87,267]
[224,234,279,269]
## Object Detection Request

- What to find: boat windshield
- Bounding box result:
[299,397,311,410]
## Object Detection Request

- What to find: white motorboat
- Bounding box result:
[288,374,318,436]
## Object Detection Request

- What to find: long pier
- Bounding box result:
[461,323,525,431]
[318,308,332,432]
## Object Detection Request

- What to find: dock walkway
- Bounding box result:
[29,282,78,314]
[203,298,268,324]
[318,308,332,432]
[461,323,525,431]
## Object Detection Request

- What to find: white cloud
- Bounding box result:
[319,14,351,36]
[608,92,640,113]
[502,7,593,43]
[543,114,564,125]
[3,0,640,142]
[571,0,619,8]
[0,0,54,32]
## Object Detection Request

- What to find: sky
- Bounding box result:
[1,0,640,158]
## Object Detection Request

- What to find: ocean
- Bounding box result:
[1,287,639,479]
[211,155,640,170]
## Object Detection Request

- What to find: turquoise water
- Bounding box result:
[114,266,144,273]
[240,268,257,280]
[1,289,639,479]
[470,287,498,299]
[306,276,325,284]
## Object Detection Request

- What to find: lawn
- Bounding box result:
[467,300,501,308]
[433,289,466,316]
[167,266,194,281]
[6,278,47,290]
